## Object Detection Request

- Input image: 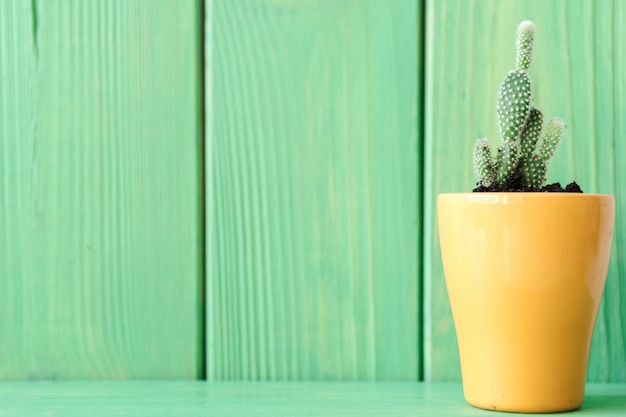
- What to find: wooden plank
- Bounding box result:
[207,0,421,380]
[0,382,624,416]
[0,0,202,378]
[424,0,626,381]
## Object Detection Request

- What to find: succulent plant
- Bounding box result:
[473,20,565,190]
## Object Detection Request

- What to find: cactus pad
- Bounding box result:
[497,70,532,144]
[496,141,519,184]
[519,108,543,163]
[516,21,535,70]
[539,118,565,162]
[473,139,496,187]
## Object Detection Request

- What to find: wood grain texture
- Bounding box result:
[424,0,626,381]
[0,0,202,378]
[0,382,624,416]
[207,0,421,380]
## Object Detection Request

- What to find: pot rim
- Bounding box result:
[438,192,614,199]
[437,192,616,208]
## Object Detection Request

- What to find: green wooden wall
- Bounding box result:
[207,0,421,380]
[0,0,624,382]
[0,0,202,379]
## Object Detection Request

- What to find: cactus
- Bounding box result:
[472,20,565,191]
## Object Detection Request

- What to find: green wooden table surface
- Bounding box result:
[0,382,624,416]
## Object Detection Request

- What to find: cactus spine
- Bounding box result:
[473,20,565,190]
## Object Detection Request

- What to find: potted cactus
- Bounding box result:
[471,20,578,193]
[437,21,615,413]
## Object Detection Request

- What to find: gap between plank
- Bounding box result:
[198,0,208,381]
[417,0,427,383]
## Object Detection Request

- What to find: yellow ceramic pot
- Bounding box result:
[437,193,615,413]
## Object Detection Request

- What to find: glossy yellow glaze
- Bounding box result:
[437,193,615,413]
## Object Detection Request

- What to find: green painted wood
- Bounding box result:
[424,0,626,381]
[0,0,202,378]
[207,0,421,380]
[0,382,624,416]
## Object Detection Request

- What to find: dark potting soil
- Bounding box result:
[473,171,583,193]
